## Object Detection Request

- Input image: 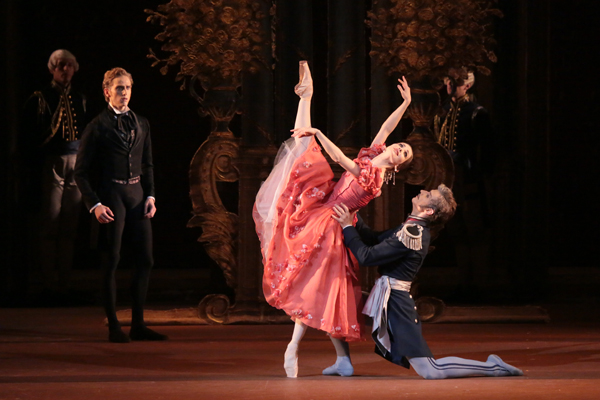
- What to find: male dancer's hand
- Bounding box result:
[144,197,156,219]
[332,203,355,228]
[95,205,115,224]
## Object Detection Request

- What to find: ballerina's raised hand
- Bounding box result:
[397,76,411,104]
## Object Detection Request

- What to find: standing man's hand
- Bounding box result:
[144,197,156,219]
[332,203,355,228]
[95,205,115,224]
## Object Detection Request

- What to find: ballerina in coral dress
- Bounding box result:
[253,61,413,378]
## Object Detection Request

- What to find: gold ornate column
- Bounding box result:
[400,81,454,191]
[147,1,281,324]
[187,84,241,292]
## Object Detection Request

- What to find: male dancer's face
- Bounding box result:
[411,189,441,216]
[105,76,132,112]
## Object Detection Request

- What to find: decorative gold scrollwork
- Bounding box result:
[415,296,446,323]
[197,294,231,324]
[399,133,454,190]
[188,134,240,289]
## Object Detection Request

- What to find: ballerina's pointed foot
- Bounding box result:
[322,356,354,377]
[294,61,313,100]
[488,354,524,376]
[284,343,299,378]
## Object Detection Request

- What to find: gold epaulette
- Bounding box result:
[396,223,423,251]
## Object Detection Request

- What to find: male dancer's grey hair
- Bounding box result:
[428,183,457,225]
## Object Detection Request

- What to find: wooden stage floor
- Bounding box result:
[1,305,599,400]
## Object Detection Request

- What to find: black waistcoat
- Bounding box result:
[74,107,155,210]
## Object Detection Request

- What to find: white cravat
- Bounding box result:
[109,103,130,114]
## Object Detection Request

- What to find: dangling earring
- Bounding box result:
[384,169,396,185]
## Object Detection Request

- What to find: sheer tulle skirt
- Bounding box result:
[253,137,363,340]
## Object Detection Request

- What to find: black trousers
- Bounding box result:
[100,182,153,329]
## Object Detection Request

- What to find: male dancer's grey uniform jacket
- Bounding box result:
[343,215,433,368]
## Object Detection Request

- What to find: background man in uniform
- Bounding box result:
[434,68,495,296]
[21,49,87,295]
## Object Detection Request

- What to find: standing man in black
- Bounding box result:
[22,49,87,295]
[75,67,167,343]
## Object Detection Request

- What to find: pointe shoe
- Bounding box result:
[488,354,524,376]
[284,343,299,378]
[294,61,313,100]
[322,356,354,377]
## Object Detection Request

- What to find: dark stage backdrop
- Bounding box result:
[1,0,599,307]
[1,0,227,305]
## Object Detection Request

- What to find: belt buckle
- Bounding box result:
[112,176,140,185]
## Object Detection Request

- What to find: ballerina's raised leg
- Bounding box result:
[282,60,313,378]
[294,60,313,129]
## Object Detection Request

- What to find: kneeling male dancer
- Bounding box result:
[329,184,523,379]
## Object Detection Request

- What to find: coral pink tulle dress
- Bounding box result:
[253,136,385,341]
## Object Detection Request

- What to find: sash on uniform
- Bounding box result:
[362,275,411,353]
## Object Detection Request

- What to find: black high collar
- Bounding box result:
[406,214,430,227]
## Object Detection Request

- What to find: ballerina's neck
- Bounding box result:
[371,153,393,169]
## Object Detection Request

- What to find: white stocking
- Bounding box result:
[294,61,313,130]
[289,319,308,345]
[322,336,354,376]
[330,336,350,358]
[284,320,307,378]
[294,99,312,130]
[409,355,523,380]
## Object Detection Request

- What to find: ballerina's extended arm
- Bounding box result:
[370,77,412,147]
[291,127,361,177]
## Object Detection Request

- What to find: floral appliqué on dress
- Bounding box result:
[354,144,385,196]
